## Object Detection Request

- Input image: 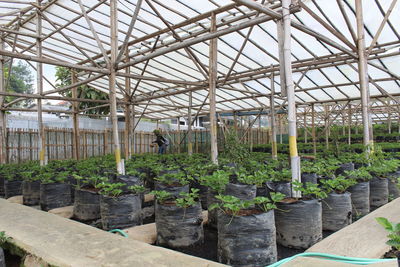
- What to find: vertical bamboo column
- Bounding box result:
[209,12,218,164]
[348,104,352,145]
[279,114,283,144]
[342,111,346,136]
[36,0,46,166]
[304,112,308,144]
[270,74,277,160]
[234,112,238,134]
[0,39,6,164]
[110,0,124,174]
[71,69,80,160]
[177,117,181,153]
[188,91,193,155]
[324,104,329,149]
[282,0,300,197]
[124,48,131,159]
[388,102,392,134]
[312,103,316,156]
[356,0,373,148]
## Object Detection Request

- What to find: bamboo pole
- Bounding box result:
[71,69,80,160]
[110,0,124,174]
[270,74,277,160]
[188,91,193,156]
[356,0,373,148]
[0,39,5,164]
[282,0,300,197]
[312,103,316,156]
[348,104,352,145]
[124,48,131,159]
[324,104,329,149]
[36,0,46,166]
[177,117,181,153]
[304,112,308,144]
[388,101,392,134]
[209,12,218,164]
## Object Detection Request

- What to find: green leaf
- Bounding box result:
[376,217,394,231]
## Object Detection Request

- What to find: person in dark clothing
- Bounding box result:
[152,129,168,154]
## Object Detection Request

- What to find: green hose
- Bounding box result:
[267,252,396,266]
[108,229,128,238]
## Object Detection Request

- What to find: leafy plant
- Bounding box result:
[127,185,146,194]
[0,231,10,246]
[268,169,292,182]
[176,188,200,208]
[155,171,188,186]
[222,131,250,165]
[292,181,328,200]
[210,192,285,217]
[151,190,173,204]
[320,176,356,194]
[200,170,230,193]
[98,182,125,197]
[376,217,400,254]
[236,170,269,187]
[344,168,372,182]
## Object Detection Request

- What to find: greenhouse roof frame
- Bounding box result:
[0,0,398,122]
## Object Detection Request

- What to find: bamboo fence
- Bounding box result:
[2,127,270,163]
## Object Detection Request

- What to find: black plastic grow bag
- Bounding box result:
[275,199,322,249]
[22,180,41,205]
[4,180,23,199]
[225,182,256,200]
[218,209,277,267]
[100,194,142,230]
[73,188,101,221]
[40,183,72,211]
[155,201,203,249]
[369,177,388,210]
[322,192,352,231]
[348,181,370,218]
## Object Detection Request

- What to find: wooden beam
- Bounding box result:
[209,13,218,164]
[71,69,80,160]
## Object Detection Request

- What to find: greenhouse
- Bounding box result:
[0,0,400,266]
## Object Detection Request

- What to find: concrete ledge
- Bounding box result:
[0,199,225,267]
[307,198,400,258]
[282,257,396,267]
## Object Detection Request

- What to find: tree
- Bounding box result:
[5,61,34,107]
[55,67,110,115]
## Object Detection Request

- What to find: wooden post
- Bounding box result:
[342,111,346,136]
[282,0,300,197]
[348,104,352,145]
[188,91,193,155]
[324,104,329,149]
[36,0,46,166]
[124,47,131,159]
[279,114,283,144]
[0,39,6,164]
[270,74,277,160]
[304,112,308,144]
[388,102,392,134]
[356,0,373,148]
[312,103,316,156]
[209,13,218,164]
[110,0,124,174]
[71,69,80,160]
[234,112,238,135]
[177,117,181,153]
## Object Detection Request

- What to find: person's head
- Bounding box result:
[153,129,161,136]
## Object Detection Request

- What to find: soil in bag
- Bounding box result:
[40,183,72,211]
[154,182,189,197]
[218,209,277,267]
[100,194,142,230]
[0,176,4,197]
[301,173,318,185]
[155,201,203,249]
[22,180,41,206]
[266,182,292,198]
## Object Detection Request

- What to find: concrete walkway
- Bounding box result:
[0,199,225,267]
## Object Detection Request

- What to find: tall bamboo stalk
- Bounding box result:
[209,13,218,164]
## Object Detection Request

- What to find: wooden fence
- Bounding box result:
[3,127,271,163]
